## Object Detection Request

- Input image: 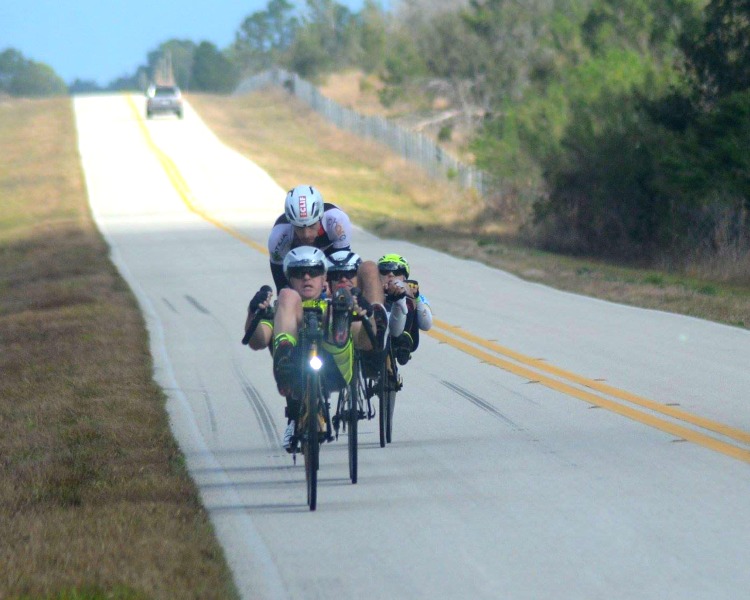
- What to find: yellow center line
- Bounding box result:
[125,93,750,464]
[430,319,750,447]
[126,95,268,255]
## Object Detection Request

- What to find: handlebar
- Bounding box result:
[242,287,378,349]
[242,285,273,345]
[241,310,264,345]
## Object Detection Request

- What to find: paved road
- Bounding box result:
[75,94,750,600]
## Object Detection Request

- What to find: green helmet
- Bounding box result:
[377,253,410,278]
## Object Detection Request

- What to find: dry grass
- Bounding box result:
[190,89,749,329]
[0,98,237,599]
[317,70,387,116]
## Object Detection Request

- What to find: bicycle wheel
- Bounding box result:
[304,383,319,511]
[385,353,398,444]
[386,391,396,444]
[378,348,389,448]
[347,377,358,484]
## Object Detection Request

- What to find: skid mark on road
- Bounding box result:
[185,294,210,314]
[232,360,281,452]
[441,380,524,431]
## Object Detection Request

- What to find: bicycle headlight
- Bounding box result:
[309,354,323,371]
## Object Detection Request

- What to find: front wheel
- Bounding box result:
[304,384,319,511]
[347,383,358,484]
[347,363,364,483]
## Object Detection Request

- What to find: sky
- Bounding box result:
[1,0,369,86]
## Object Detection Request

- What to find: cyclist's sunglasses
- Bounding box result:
[287,265,326,279]
[328,269,358,281]
[378,262,407,276]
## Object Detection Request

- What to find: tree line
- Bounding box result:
[2,0,748,271]
[0,49,67,97]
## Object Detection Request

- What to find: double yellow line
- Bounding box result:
[429,321,750,463]
[127,94,750,465]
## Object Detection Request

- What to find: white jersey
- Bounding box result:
[268,204,351,265]
[267,203,352,290]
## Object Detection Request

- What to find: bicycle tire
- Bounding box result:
[304,380,319,511]
[383,348,399,444]
[347,377,358,484]
[378,348,389,448]
[386,390,396,444]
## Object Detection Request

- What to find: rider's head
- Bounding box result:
[285,185,324,245]
[326,250,362,290]
[283,246,328,300]
[377,253,410,283]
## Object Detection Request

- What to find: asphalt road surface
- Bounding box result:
[74,94,750,600]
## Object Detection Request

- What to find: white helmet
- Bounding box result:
[326,250,362,275]
[284,185,324,227]
[283,246,328,278]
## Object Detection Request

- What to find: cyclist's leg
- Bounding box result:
[357,260,385,306]
[272,288,303,395]
[273,287,303,339]
[393,300,415,365]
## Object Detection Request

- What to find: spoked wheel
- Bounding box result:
[304,391,319,511]
[347,379,358,484]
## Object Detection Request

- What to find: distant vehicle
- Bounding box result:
[146,85,183,119]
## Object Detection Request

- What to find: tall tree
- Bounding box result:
[286,0,359,75]
[353,0,388,73]
[191,42,239,92]
[682,0,750,105]
[232,0,298,73]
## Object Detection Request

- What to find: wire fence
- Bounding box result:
[235,68,490,197]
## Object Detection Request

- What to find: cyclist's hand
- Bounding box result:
[350,294,363,316]
[248,285,273,316]
[385,279,410,301]
[406,279,419,297]
[351,287,372,317]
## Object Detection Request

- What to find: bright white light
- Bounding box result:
[309,355,323,371]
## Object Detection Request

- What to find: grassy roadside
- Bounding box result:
[188,89,749,329]
[0,98,238,598]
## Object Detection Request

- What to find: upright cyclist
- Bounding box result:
[378,253,433,365]
[267,184,387,348]
[245,246,378,450]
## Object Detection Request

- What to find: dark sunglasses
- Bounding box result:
[287,265,326,279]
[378,264,407,276]
[328,269,358,281]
